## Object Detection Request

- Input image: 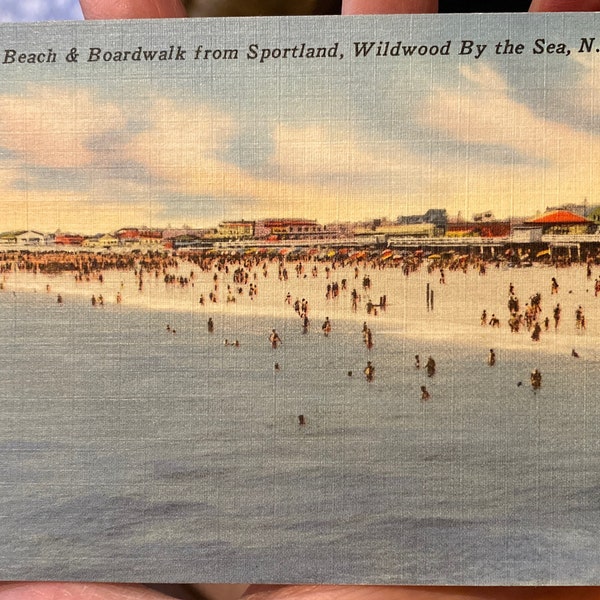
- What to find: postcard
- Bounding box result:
[1,11,600,585]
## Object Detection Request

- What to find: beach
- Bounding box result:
[3,250,600,357]
[1,249,599,584]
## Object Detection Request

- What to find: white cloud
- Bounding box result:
[418,62,600,217]
[0,84,125,168]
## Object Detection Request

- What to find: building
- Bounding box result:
[115,228,141,244]
[397,208,447,233]
[54,233,85,246]
[217,221,255,239]
[82,234,120,248]
[166,235,213,250]
[0,230,46,245]
[585,206,600,224]
[115,228,164,245]
[139,230,163,245]
[254,219,324,240]
[355,222,436,238]
[523,210,596,235]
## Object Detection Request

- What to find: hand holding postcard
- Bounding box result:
[0,12,599,585]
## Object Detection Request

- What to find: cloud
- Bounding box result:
[0,84,125,168]
[126,95,463,224]
[0,186,156,234]
[561,54,600,118]
[125,97,243,194]
[423,63,600,164]
[417,62,600,216]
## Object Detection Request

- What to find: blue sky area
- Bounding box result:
[1,13,600,233]
[0,0,82,22]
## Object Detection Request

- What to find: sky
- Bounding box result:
[0,0,82,22]
[1,14,600,234]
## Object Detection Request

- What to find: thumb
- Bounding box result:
[0,582,175,600]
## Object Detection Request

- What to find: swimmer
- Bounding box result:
[269,329,282,349]
[426,356,436,377]
[530,369,542,390]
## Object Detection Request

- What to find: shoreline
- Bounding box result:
[2,255,599,360]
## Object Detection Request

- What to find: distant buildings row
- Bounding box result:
[3,205,600,249]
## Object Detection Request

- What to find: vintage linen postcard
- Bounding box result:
[1,12,600,585]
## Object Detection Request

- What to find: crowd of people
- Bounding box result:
[3,248,595,403]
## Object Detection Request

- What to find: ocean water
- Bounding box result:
[0,284,599,584]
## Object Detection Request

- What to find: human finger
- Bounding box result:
[0,582,175,600]
[79,0,187,20]
[529,0,600,10]
[342,0,437,14]
[243,585,600,600]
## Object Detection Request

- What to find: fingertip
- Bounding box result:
[529,0,600,10]
[80,0,187,20]
[342,0,438,14]
[0,582,172,600]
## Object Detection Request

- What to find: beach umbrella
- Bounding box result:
[279,248,289,255]
[380,249,393,259]
[428,254,442,260]
[536,249,551,258]
[327,249,336,258]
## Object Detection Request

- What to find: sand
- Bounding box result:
[3,254,599,359]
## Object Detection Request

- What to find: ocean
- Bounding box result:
[0,264,599,584]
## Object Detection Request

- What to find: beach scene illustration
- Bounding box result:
[1,14,600,585]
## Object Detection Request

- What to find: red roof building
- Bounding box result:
[524,210,595,235]
[525,210,591,225]
[54,234,85,246]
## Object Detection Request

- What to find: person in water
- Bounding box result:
[364,361,375,383]
[269,329,282,349]
[531,369,542,390]
[426,356,436,377]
